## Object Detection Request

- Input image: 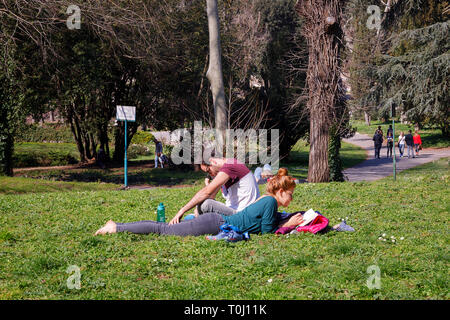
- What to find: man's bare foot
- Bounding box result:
[94,220,117,236]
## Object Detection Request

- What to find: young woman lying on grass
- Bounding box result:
[94,169,304,237]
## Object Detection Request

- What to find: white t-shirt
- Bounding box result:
[398,135,406,145]
[219,160,260,211]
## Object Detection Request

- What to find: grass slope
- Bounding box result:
[0,176,119,195]
[0,158,448,299]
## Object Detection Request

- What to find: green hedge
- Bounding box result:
[16,124,74,143]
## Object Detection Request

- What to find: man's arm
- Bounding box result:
[168,171,230,224]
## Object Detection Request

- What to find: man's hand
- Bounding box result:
[169,210,185,225]
[172,171,230,224]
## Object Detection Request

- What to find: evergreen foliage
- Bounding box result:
[372,20,449,136]
[0,0,309,171]
[348,0,449,137]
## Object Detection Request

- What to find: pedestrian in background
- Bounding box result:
[373,129,383,159]
[398,131,405,157]
[413,131,423,156]
[154,138,164,168]
[405,130,415,158]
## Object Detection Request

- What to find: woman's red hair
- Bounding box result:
[266,167,296,195]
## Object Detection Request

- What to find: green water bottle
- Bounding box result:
[157,203,165,223]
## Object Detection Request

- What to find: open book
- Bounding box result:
[298,209,318,227]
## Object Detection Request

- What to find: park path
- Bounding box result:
[342,132,450,182]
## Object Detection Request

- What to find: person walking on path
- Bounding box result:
[414,131,423,156]
[154,138,164,168]
[373,130,383,159]
[386,131,394,158]
[405,130,415,158]
[398,131,406,157]
[387,125,393,138]
[375,126,383,137]
[343,132,450,182]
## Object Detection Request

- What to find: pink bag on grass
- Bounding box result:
[275,212,329,235]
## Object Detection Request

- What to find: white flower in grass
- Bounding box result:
[267,279,273,283]
[382,233,386,237]
[400,237,405,241]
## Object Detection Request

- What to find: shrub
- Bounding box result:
[127,144,151,159]
[131,131,154,145]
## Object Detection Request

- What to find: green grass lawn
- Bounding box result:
[16,139,366,185]
[0,176,120,195]
[13,142,80,167]
[0,158,448,299]
[286,139,368,169]
[16,166,207,187]
[351,120,450,148]
[13,142,157,168]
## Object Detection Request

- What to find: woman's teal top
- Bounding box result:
[223,196,278,234]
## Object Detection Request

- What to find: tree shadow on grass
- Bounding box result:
[19,164,206,187]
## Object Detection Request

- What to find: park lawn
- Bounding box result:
[13,142,158,168]
[287,139,368,170]
[0,176,120,195]
[13,139,367,185]
[279,139,368,180]
[351,120,450,148]
[13,142,80,167]
[0,158,448,299]
[15,166,207,187]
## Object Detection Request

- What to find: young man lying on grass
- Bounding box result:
[94,169,304,237]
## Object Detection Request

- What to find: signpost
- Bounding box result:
[391,104,396,181]
[116,106,136,188]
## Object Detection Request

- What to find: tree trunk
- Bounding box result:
[83,132,92,160]
[0,134,14,176]
[309,111,330,182]
[68,110,87,163]
[296,0,346,183]
[98,124,110,161]
[113,121,138,163]
[442,122,450,139]
[113,126,124,164]
[364,110,371,126]
[376,0,393,53]
[205,0,228,152]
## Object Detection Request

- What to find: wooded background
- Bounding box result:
[0,0,448,182]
